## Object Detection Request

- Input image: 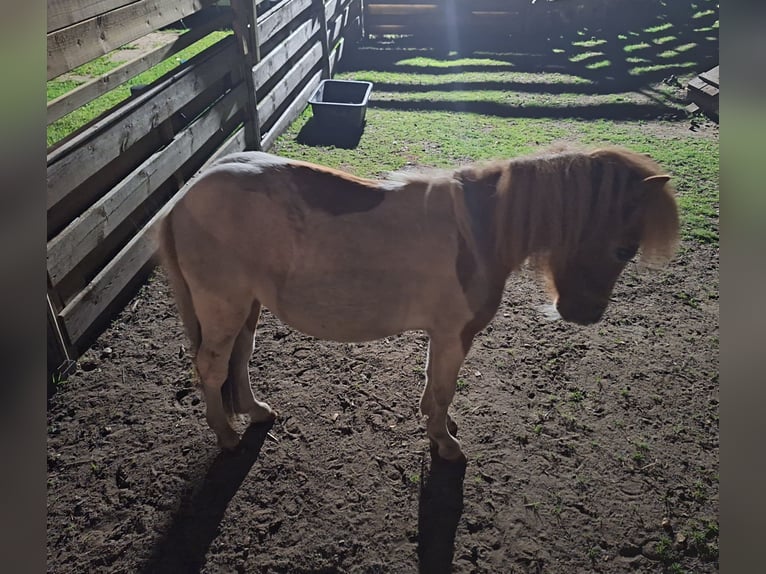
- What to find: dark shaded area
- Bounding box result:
[139,422,273,574]
[296,117,366,149]
[339,0,718,118]
[418,454,466,574]
[370,98,679,121]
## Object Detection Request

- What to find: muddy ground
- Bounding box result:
[47,228,719,573]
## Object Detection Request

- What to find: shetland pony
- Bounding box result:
[158,147,679,461]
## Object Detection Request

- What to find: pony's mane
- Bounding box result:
[454,145,678,271]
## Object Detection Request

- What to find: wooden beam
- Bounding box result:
[48,0,141,33]
[47,0,213,80]
[59,123,246,347]
[47,84,246,288]
[257,0,313,46]
[231,0,263,149]
[256,40,323,124]
[261,68,322,150]
[314,0,331,79]
[253,16,321,89]
[47,9,231,124]
[47,39,237,214]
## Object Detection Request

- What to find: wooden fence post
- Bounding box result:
[231,0,263,150]
[47,293,75,381]
[314,0,332,79]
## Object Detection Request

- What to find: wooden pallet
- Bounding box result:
[686,65,718,117]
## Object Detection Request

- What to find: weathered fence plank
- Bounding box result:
[47,38,237,215]
[261,68,322,150]
[256,40,323,124]
[231,0,263,149]
[253,16,321,89]
[257,0,313,46]
[47,0,137,33]
[47,0,214,80]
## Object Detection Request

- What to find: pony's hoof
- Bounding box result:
[429,438,466,464]
[249,405,277,424]
[217,431,241,451]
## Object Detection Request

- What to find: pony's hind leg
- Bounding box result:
[193,297,251,450]
[226,300,276,424]
[420,335,468,462]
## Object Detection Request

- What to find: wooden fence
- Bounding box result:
[47,0,363,377]
[362,0,665,42]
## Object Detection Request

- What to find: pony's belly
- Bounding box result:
[262,275,427,342]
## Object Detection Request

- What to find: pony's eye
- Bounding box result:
[615,245,638,262]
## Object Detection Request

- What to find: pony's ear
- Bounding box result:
[642,174,671,192]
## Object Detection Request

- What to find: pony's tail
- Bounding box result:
[156,214,201,359]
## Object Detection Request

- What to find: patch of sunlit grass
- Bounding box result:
[395,56,510,68]
[628,62,697,75]
[585,60,611,70]
[572,39,607,48]
[644,23,674,33]
[674,43,698,53]
[624,42,651,52]
[653,36,677,45]
[568,51,604,63]
[693,9,716,18]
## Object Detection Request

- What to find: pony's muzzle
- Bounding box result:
[555,296,608,326]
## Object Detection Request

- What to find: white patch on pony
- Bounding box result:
[537,303,562,322]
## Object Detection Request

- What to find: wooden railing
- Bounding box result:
[362,0,665,40]
[46,0,363,377]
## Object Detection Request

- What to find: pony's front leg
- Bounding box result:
[420,336,468,462]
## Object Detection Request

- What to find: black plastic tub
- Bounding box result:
[308,80,373,131]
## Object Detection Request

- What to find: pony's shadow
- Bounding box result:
[296,117,365,149]
[139,422,273,574]
[418,453,467,574]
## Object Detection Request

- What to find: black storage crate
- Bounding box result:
[308,80,373,130]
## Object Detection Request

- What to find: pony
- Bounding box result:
[157,146,679,461]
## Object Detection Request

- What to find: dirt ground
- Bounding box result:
[47,222,719,573]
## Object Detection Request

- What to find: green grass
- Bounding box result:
[653,36,678,45]
[47,79,84,101]
[585,60,611,70]
[628,61,697,76]
[70,54,123,77]
[571,39,607,48]
[644,23,674,34]
[568,51,604,63]
[395,56,510,68]
[623,42,651,52]
[47,30,232,147]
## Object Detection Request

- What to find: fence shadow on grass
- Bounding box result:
[139,421,274,574]
[340,0,718,117]
[418,452,466,574]
[369,98,679,121]
[296,117,366,149]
